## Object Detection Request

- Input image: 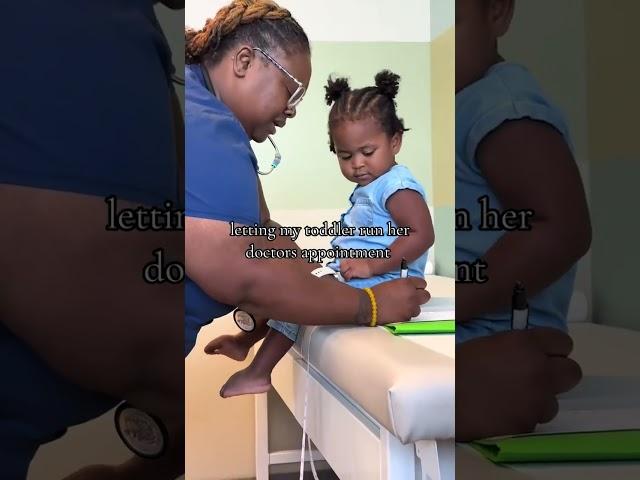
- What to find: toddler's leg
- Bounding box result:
[219,323,298,398]
[204,321,270,361]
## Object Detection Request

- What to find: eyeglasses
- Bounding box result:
[252,47,306,109]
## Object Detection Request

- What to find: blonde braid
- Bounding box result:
[185,0,292,64]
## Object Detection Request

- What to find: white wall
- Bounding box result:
[187,0,432,41]
[501,0,588,170]
[430,0,454,40]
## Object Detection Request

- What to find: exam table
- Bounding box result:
[255,274,455,480]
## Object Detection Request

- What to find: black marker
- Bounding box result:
[400,258,408,279]
[511,281,529,330]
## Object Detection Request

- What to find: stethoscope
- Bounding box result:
[198,64,282,175]
[114,401,168,459]
[259,136,282,175]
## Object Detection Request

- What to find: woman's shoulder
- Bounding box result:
[185,65,249,143]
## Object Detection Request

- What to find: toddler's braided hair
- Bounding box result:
[185,0,309,65]
[324,70,409,153]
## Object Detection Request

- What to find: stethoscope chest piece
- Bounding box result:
[114,402,168,459]
[233,308,257,332]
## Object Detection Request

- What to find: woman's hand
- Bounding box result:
[456,328,582,441]
[371,277,429,325]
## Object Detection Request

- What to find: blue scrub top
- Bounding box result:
[184,64,260,356]
[0,0,178,205]
[0,2,178,477]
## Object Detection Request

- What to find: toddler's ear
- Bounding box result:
[391,132,403,155]
[487,0,515,38]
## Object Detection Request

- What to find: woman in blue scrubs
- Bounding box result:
[184,0,430,358]
[1,1,184,478]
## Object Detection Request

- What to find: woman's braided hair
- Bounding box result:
[324,70,410,153]
[185,0,309,65]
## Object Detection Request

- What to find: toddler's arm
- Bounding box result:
[340,189,434,280]
[456,119,591,322]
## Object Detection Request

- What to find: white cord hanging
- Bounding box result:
[299,327,320,480]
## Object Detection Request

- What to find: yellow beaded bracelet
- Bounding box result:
[363,287,377,327]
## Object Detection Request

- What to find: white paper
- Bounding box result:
[412,296,455,321]
[489,376,640,439]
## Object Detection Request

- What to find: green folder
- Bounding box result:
[471,430,640,463]
[384,320,455,335]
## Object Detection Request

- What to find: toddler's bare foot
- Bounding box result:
[204,334,251,361]
[219,367,272,398]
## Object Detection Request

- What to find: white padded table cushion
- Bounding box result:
[294,275,455,443]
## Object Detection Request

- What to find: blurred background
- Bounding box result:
[500,0,639,331]
[26,4,185,479]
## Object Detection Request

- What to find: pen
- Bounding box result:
[400,258,408,279]
[511,281,529,330]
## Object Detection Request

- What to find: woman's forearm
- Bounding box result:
[235,226,371,326]
[187,217,427,330]
[1,186,184,397]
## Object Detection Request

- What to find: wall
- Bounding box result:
[498,0,592,321]
[187,0,431,42]
[431,24,455,277]
[186,315,258,480]
[496,0,640,331]
[584,0,640,330]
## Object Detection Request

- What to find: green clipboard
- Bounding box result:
[384,320,455,335]
[471,430,640,463]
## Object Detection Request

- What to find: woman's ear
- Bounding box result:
[232,46,255,78]
[487,0,515,38]
[391,132,403,155]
